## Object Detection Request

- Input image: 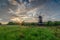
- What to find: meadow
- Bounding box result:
[0,25,60,40]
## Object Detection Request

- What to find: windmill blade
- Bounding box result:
[9,8,19,15]
[8,8,15,13]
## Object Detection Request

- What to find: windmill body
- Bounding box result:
[38,12,43,26]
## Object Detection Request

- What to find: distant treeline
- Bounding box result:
[0,21,60,26]
[44,21,60,26]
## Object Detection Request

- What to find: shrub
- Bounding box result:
[7,22,18,25]
[46,21,54,26]
[44,21,60,26]
[0,23,2,25]
[54,21,60,26]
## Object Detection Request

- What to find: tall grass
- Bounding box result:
[0,25,60,40]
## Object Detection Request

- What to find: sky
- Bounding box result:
[0,0,60,23]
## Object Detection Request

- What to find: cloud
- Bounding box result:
[0,0,60,22]
[0,18,2,21]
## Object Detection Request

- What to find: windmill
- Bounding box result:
[38,12,44,25]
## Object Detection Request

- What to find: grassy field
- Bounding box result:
[0,25,60,40]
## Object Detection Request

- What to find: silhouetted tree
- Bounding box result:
[7,22,18,25]
[46,21,54,26]
[54,21,60,26]
[0,23,2,25]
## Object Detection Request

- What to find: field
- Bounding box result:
[0,25,60,40]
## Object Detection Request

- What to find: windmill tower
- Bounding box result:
[38,12,43,25]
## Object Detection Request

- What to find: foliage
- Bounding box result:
[44,21,54,26]
[0,23,2,25]
[1,21,60,26]
[23,21,60,26]
[0,25,60,40]
[23,23,37,26]
[44,21,60,26]
[7,22,18,25]
[54,21,60,26]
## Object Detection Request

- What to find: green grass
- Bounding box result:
[0,25,60,40]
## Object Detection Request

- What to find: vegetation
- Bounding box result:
[0,23,2,25]
[0,21,60,40]
[6,21,60,26]
[7,22,19,25]
[0,21,60,26]
[44,21,60,26]
[0,25,60,40]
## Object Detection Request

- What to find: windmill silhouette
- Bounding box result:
[38,12,43,26]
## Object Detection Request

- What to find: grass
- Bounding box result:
[0,25,60,40]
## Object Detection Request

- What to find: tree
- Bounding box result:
[46,21,54,26]
[0,23,2,25]
[7,22,18,25]
[54,21,60,26]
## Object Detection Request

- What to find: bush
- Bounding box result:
[23,23,38,26]
[54,21,60,26]
[7,22,18,25]
[0,23,2,25]
[44,21,60,26]
[45,21,54,26]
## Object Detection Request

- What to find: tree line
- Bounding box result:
[0,21,60,26]
[44,21,60,26]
